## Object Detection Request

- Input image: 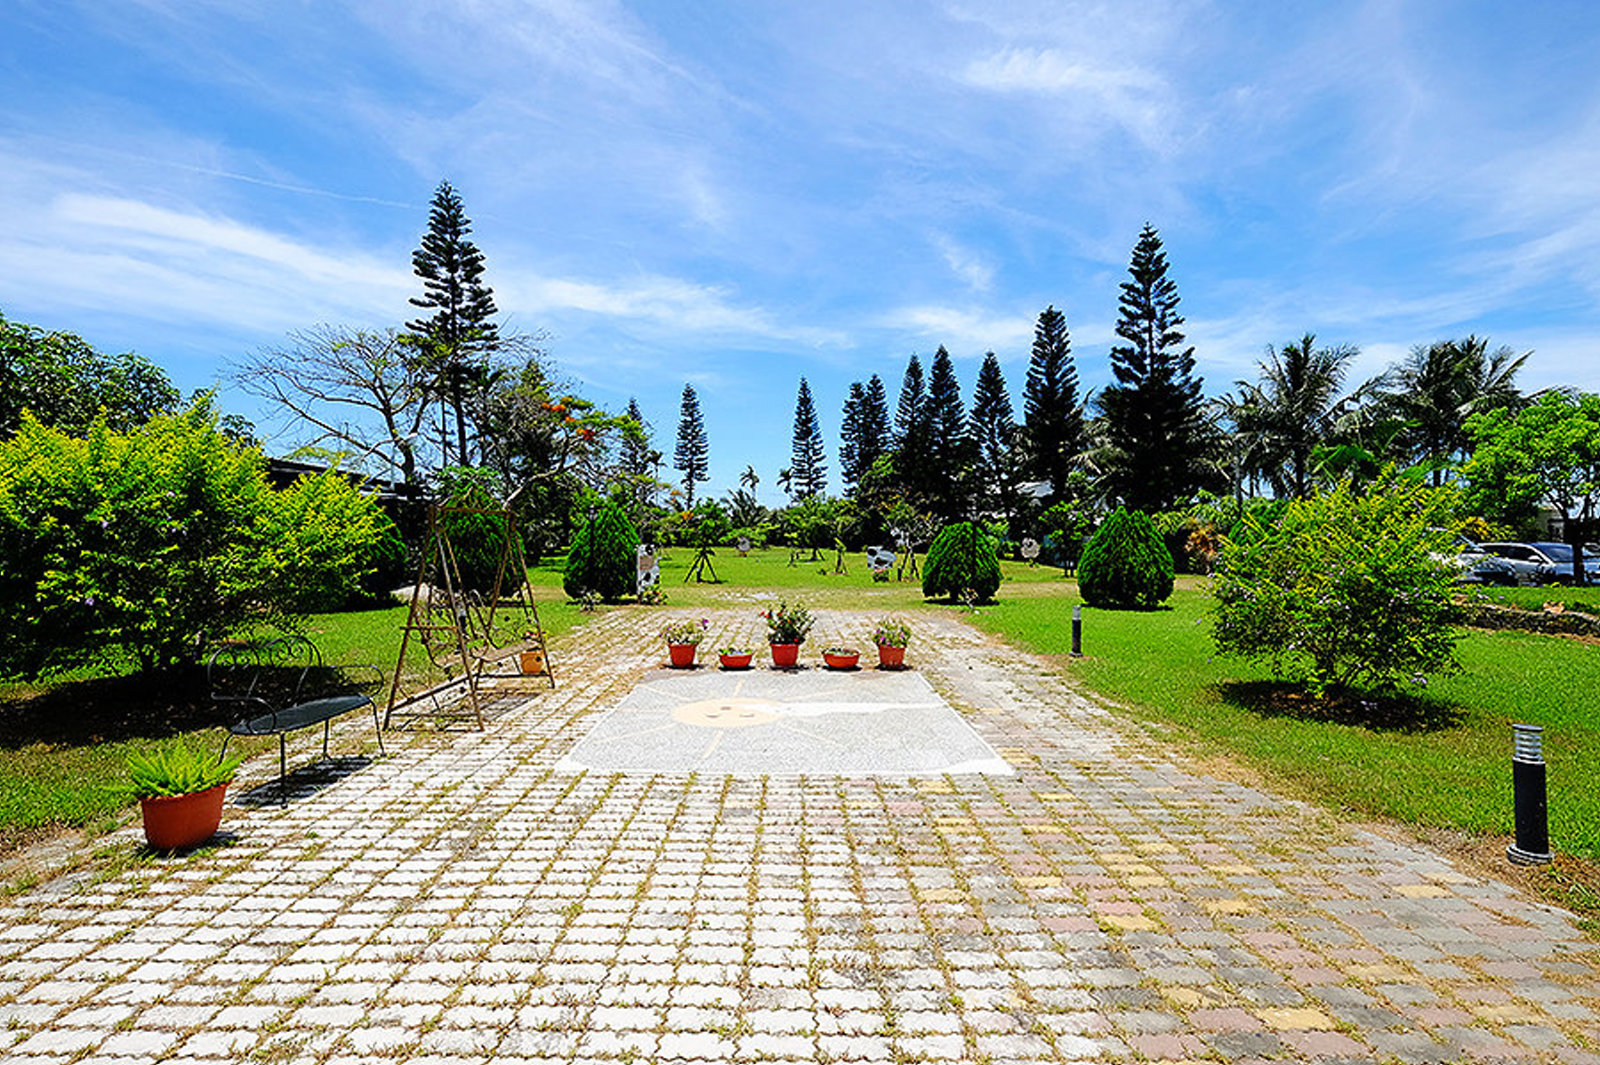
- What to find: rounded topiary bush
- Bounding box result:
[563,499,640,602]
[1077,506,1173,609]
[922,521,1002,602]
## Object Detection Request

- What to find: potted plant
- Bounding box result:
[822,646,860,670]
[128,743,243,851]
[872,617,911,669]
[762,600,815,668]
[718,646,753,670]
[660,617,709,668]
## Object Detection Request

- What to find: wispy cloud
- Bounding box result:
[879,304,1033,356]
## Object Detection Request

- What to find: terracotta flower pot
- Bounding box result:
[876,644,906,669]
[719,652,753,670]
[769,642,800,668]
[667,643,697,668]
[141,784,227,850]
[823,650,860,670]
[519,649,547,675]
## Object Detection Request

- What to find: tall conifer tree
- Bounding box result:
[894,354,926,449]
[892,354,929,497]
[619,397,659,511]
[1096,225,1211,512]
[970,351,1018,519]
[1022,305,1083,499]
[407,180,499,466]
[863,374,891,451]
[922,346,971,519]
[789,377,827,499]
[673,384,709,504]
[840,382,869,495]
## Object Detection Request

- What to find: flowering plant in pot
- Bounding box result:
[822,646,860,670]
[128,743,243,850]
[660,617,709,667]
[762,601,814,668]
[717,645,753,670]
[872,617,911,668]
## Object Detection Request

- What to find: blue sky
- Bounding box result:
[4,1,1600,501]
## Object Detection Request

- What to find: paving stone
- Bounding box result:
[0,608,1591,1064]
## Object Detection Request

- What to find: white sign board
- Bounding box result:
[636,544,660,595]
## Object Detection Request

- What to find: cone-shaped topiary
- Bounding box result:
[922,521,1002,602]
[563,499,640,601]
[1077,506,1173,609]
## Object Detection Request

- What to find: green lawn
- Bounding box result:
[969,577,1600,860]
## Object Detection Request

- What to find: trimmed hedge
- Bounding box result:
[1078,506,1173,609]
[563,499,640,601]
[922,520,1001,602]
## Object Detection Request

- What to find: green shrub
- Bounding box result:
[563,499,640,601]
[262,467,396,612]
[922,521,1001,602]
[437,479,525,596]
[1078,507,1174,609]
[0,407,390,675]
[1211,474,1462,694]
[358,512,410,603]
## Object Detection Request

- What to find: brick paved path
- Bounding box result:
[1,608,1596,1064]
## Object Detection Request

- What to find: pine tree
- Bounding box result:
[1022,305,1084,499]
[789,377,827,499]
[894,354,925,450]
[840,383,869,494]
[892,354,929,497]
[863,374,891,452]
[839,374,891,497]
[618,397,660,513]
[1096,225,1212,513]
[407,180,500,466]
[922,346,971,519]
[673,384,709,505]
[969,351,1018,519]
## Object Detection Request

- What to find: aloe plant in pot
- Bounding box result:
[128,744,242,850]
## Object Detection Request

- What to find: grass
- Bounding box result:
[1461,584,1600,615]
[968,576,1600,859]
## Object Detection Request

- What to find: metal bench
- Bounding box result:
[208,635,386,803]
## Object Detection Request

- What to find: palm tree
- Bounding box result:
[1235,334,1359,499]
[1374,336,1527,483]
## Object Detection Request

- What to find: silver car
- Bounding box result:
[1475,542,1568,585]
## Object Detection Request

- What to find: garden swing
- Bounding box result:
[383,504,554,731]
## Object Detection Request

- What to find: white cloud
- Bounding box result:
[932,234,995,293]
[880,304,1033,355]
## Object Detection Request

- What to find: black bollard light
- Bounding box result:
[1507,723,1553,866]
[1071,604,1083,658]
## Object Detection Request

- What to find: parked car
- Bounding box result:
[1445,536,1517,585]
[1474,541,1597,585]
[1527,542,1600,585]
